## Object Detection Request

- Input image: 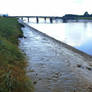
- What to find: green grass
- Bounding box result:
[78,17,92,20]
[0,17,34,92]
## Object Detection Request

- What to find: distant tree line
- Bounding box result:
[62,12,92,20]
[0,14,8,17]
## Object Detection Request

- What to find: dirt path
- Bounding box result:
[19,25,92,92]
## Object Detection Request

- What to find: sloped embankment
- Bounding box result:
[19,23,92,92]
[0,17,34,92]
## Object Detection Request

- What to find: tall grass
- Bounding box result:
[0,17,34,92]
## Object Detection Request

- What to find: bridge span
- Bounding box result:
[10,16,63,23]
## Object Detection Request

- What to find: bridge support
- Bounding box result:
[62,19,67,23]
[44,17,46,23]
[50,18,53,23]
[36,17,39,23]
[21,17,23,21]
[28,17,29,22]
[18,16,63,23]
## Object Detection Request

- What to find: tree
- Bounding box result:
[84,11,89,16]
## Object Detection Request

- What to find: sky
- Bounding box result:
[0,0,92,16]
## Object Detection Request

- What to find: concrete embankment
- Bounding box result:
[19,20,92,92]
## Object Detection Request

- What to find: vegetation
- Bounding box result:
[78,17,92,20]
[0,17,34,92]
[62,11,92,20]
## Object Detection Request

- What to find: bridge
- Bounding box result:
[10,16,64,23]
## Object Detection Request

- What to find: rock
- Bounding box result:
[55,72,59,75]
[30,69,35,72]
[18,35,23,38]
[36,73,38,76]
[33,81,37,84]
[86,67,92,71]
[77,64,82,68]
[39,78,42,80]
[24,36,27,38]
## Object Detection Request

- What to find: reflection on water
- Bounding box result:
[28,22,92,55]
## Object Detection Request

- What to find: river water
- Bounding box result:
[28,22,92,56]
[19,21,92,92]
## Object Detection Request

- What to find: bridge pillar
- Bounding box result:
[62,19,67,23]
[44,17,46,23]
[36,17,39,23]
[21,17,23,21]
[55,19,58,23]
[50,18,53,23]
[28,17,29,22]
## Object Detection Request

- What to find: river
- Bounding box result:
[19,21,92,92]
[28,22,92,56]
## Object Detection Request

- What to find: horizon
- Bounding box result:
[6,11,92,17]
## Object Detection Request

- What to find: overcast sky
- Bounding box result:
[0,0,92,16]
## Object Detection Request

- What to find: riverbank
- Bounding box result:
[0,17,34,92]
[19,21,92,92]
[21,21,92,58]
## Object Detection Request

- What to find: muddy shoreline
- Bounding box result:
[19,20,92,92]
[20,20,92,59]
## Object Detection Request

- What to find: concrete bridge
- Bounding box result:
[10,16,63,23]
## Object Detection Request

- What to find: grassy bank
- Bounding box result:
[0,17,34,92]
[78,17,92,20]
